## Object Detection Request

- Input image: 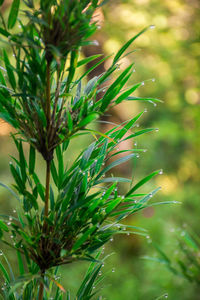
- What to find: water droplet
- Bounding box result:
[9,217,13,221]
[153,103,157,107]
[141,81,145,86]
[0,251,3,256]
[95,159,98,163]
[127,233,130,236]
[102,162,105,166]
[110,237,114,242]
[13,209,16,213]
[102,263,104,267]
[7,222,11,226]
[164,294,168,299]
[121,196,125,199]
[93,286,96,289]
[136,154,140,158]
[143,149,147,152]
[115,188,118,191]
[116,64,120,70]
[99,271,102,276]
[152,78,156,82]
[149,193,153,198]
[1,287,4,291]
[97,25,101,29]
[155,128,159,132]
[132,69,136,73]
[18,25,22,28]
[102,174,105,178]
[136,124,139,127]
[10,235,14,239]
[149,25,156,29]
[112,268,115,273]
[102,88,106,92]
[93,40,99,46]
[134,142,137,146]
[82,172,85,175]
[159,169,163,175]
[144,108,148,112]
[146,235,150,239]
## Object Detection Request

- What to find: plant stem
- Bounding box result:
[46,61,51,129]
[38,274,44,300]
[43,59,51,228]
[44,159,51,229]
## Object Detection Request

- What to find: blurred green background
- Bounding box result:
[0,0,200,299]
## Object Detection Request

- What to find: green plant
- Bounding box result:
[146,228,200,286]
[0,0,166,298]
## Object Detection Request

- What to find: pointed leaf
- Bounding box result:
[126,170,161,197]
[8,0,20,29]
[113,27,148,65]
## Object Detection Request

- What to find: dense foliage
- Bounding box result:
[0,0,166,299]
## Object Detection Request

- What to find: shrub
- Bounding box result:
[0,0,164,298]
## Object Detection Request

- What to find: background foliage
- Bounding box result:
[0,0,199,299]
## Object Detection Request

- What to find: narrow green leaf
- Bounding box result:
[95,177,131,185]
[77,54,103,68]
[17,251,24,275]
[0,27,10,37]
[113,27,148,65]
[78,113,99,128]
[122,128,155,142]
[56,145,64,189]
[8,0,20,29]
[97,153,135,180]
[19,141,27,183]
[126,96,163,103]
[126,170,161,197]
[76,55,111,84]
[3,50,16,90]
[0,219,9,232]
[0,182,20,201]
[115,83,142,104]
[72,226,96,251]
[0,261,10,282]
[106,198,121,214]
[50,160,58,187]
[67,110,73,132]
[29,145,35,175]
[100,64,134,111]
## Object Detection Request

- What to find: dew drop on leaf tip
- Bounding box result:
[149,25,156,29]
